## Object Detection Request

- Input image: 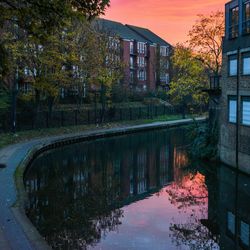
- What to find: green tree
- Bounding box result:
[0,0,110,95]
[0,0,110,32]
[169,44,208,117]
[3,21,79,113]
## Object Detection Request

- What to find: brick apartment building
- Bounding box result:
[97,19,172,92]
[219,0,250,173]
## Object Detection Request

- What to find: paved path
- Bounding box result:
[0,117,206,249]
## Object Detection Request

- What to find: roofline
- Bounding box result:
[125,24,172,47]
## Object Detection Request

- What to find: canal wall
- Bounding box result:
[0,117,206,250]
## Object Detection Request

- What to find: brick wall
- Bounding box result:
[219,52,250,173]
[148,45,156,91]
[122,40,130,86]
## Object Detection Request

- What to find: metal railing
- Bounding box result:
[0,105,205,132]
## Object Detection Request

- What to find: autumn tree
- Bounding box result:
[0,0,111,93]
[188,11,224,75]
[169,44,208,117]
[0,0,110,31]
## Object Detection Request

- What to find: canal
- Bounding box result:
[24,127,250,250]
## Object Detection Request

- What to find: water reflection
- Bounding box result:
[24,128,250,250]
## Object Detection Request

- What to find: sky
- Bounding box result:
[103,0,227,45]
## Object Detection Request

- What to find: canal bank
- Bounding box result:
[0,117,206,250]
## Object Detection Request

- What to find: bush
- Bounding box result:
[111,85,130,103]
[188,120,218,160]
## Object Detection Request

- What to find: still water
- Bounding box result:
[24,128,250,250]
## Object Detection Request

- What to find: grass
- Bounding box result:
[0,113,203,149]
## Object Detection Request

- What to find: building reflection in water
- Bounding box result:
[25,128,190,249]
[206,165,250,250]
[24,127,250,250]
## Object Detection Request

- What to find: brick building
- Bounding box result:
[219,0,250,173]
[97,19,172,91]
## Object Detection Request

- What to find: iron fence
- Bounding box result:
[0,104,205,132]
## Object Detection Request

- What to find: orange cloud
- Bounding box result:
[103,0,227,45]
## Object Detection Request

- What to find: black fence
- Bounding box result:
[1,105,201,132]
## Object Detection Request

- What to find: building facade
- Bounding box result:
[219,0,250,173]
[98,19,172,92]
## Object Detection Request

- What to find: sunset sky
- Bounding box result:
[104,0,227,45]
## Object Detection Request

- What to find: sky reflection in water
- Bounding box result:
[24,128,248,250]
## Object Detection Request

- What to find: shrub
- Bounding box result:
[188,120,218,160]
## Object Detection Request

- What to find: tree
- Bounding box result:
[0,0,110,31]
[169,44,208,117]
[0,0,110,92]
[188,11,224,75]
[0,44,10,126]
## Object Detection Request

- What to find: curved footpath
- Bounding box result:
[0,117,206,250]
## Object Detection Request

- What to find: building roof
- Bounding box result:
[126,24,171,47]
[95,19,149,43]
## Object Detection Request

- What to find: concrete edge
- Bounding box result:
[11,117,207,249]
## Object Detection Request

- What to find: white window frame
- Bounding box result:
[160,46,167,56]
[137,69,146,81]
[243,55,250,75]
[229,96,237,123]
[229,57,238,76]
[130,41,134,54]
[130,56,134,69]
[242,97,250,125]
[137,42,145,54]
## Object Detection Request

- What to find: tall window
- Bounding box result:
[227,211,235,235]
[130,71,134,83]
[130,41,134,54]
[137,69,146,81]
[240,221,250,247]
[229,55,238,76]
[242,97,250,125]
[230,6,239,38]
[137,56,145,67]
[242,53,250,75]
[228,96,237,123]
[130,56,134,69]
[137,42,145,54]
[160,46,167,56]
[243,2,250,34]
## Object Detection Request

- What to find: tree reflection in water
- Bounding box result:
[166,170,219,249]
[25,160,124,249]
[25,127,223,249]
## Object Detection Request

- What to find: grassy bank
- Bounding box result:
[0,114,202,149]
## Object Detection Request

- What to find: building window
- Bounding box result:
[229,96,237,123]
[166,61,169,69]
[242,53,250,75]
[130,56,134,69]
[130,41,134,54]
[229,6,239,39]
[243,2,250,34]
[229,55,238,76]
[242,97,250,125]
[137,69,146,81]
[227,211,236,235]
[160,46,168,56]
[24,67,32,76]
[130,71,134,83]
[137,56,145,67]
[137,42,145,54]
[240,221,250,247]
[166,73,170,84]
